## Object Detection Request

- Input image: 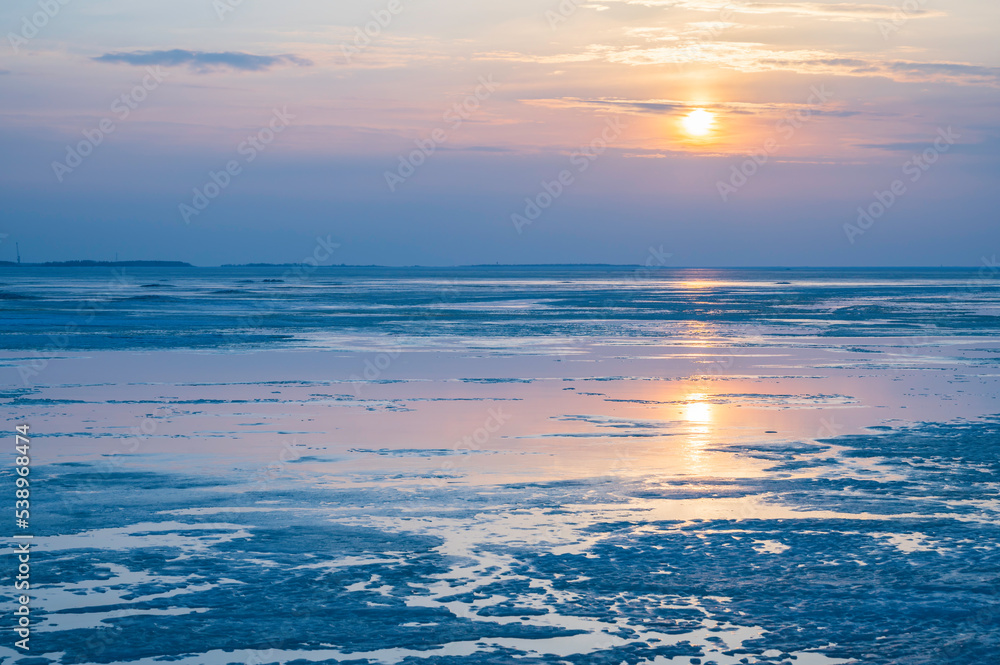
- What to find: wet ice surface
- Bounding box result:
[1,267,999,664]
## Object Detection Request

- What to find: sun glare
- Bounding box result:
[681,108,716,138]
[684,397,713,424]
[681,392,714,424]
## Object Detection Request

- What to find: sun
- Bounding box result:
[681,108,716,138]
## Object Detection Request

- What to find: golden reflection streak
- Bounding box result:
[679,280,717,289]
[679,391,714,473]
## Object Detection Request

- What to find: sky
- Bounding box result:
[0,0,997,266]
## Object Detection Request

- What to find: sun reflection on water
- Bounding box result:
[684,394,713,424]
[678,391,715,473]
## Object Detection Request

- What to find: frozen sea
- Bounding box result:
[1,266,998,664]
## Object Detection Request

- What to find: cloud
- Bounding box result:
[473,49,606,65]
[454,145,515,152]
[93,49,312,72]
[479,38,999,87]
[609,0,946,21]
[600,41,1000,86]
[858,136,1000,156]
[526,96,862,118]
[716,1,943,20]
[0,69,10,75]
[884,61,1000,82]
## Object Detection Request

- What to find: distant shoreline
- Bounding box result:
[0,261,981,270]
[0,261,675,269]
[0,260,194,268]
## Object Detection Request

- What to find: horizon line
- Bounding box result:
[0,260,987,270]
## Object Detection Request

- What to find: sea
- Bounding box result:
[0,266,998,664]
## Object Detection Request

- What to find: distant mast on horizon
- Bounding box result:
[16,242,20,265]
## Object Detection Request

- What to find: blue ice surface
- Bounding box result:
[0,266,997,350]
[8,417,998,665]
[0,267,998,664]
